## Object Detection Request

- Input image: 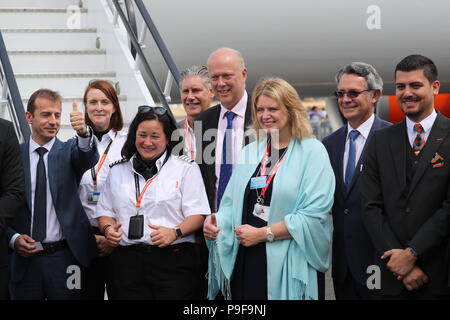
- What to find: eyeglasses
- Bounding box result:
[334,89,372,99]
[138,105,168,116]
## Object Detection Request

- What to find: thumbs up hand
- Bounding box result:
[70,100,88,136]
[203,213,220,241]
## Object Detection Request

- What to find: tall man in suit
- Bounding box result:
[7,89,98,300]
[196,47,252,212]
[322,62,390,299]
[361,54,450,299]
[0,119,25,300]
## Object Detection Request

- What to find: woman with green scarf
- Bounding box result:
[204,77,335,300]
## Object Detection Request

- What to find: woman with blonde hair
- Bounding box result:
[204,77,335,300]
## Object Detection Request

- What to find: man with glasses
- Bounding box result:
[322,62,390,299]
[361,55,450,300]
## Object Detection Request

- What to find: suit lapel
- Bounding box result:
[389,120,407,188]
[47,139,60,206]
[407,114,450,199]
[334,127,347,197]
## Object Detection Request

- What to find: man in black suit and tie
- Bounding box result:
[7,89,98,299]
[322,62,390,299]
[196,47,252,212]
[194,48,252,299]
[361,54,450,299]
[0,119,25,300]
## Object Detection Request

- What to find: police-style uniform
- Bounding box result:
[78,129,127,300]
[95,151,210,299]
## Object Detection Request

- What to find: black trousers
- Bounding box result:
[81,255,115,300]
[111,242,199,300]
[333,271,380,300]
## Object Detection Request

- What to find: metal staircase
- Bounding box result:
[0,0,172,141]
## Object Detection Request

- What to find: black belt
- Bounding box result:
[38,240,68,255]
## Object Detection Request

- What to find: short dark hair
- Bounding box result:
[83,80,124,131]
[395,54,438,83]
[121,107,177,160]
[27,89,62,114]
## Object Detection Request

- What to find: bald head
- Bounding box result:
[207,47,247,110]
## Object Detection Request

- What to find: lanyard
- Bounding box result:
[91,132,117,186]
[183,119,195,159]
[258,142,287,199]
[133,152,170,212]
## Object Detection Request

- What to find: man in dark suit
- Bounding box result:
[323,62,390,299]
[196,47,252,212]
[0,119,25,300]
[7,89,98,300]
[361,54,450,299]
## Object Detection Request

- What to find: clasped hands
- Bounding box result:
[203,213,265,247]
[382,248,428,291]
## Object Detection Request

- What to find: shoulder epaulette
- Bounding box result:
[109,158,128,168]
[177,155,194,164]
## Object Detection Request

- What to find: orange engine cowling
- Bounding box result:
[387,94,450,123]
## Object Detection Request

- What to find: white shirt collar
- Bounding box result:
[29,136,56,155]
[406,110,437,134]
[220,91,248,119]
[346,113,375,140]
[131,150,168,175]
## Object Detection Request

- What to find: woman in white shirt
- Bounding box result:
[78,80,127,300]
[96,106,210,300]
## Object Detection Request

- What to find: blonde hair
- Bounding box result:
[251,77,312,140]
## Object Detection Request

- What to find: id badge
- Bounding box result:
[87,191,101,204]
[128,215,144,239]
[252,204,270,222]
[250,176,267,189]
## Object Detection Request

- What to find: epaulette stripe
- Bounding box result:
[109,158,127,168]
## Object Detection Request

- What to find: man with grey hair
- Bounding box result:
[177,65,214,159]
[322,62,390,299]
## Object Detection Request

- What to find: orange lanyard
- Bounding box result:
[183,119,195,159]
[259,142,287,199]
[91,133,116,187]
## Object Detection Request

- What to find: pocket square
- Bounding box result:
[431,152,444,168]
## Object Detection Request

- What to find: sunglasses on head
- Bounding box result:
[334,89,372,99]
[138,105,168,116]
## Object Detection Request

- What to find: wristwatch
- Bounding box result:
[266,227,274,242]
[174,227,183,239]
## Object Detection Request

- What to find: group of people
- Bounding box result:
[0,47,449,301]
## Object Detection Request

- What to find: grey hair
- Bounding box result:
[335,62,383,92]
[179,65,211,90]
[207,47,246,71]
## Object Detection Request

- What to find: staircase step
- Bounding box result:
[9,49,108,73]
[0,8,88,13]
[0,9,89,28]
[1,28,98,50]
[0,0,81,8]
[16,71,117,98]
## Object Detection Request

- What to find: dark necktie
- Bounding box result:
[413,123,425,156]
[217,111,236,208]
[344,130,360,192]
[32,147,48,242]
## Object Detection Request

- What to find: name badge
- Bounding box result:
[87,191,101,204]
[253,203,270,222]
[250,176,267,189]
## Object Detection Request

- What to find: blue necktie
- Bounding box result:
[344,130,360,192]
[217,111,236,208]
[33,147,48,242]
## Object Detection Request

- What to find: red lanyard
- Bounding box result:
[91,133,116,186]
[134,174,158,210]
[183,119,195,159]
[259,142,287,198]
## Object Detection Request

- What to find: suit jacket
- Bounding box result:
[0,119,25,269]
[7,137,98,282]
[322,116,390,286]
[195,97,253,211]
[361,112,450,296]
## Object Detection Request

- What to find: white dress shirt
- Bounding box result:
[182,119,197,159]
[79,129,127,227]
[95,152,210,246]
[406,110,437,148]
[214,91,248,207]
[343,114,375,179]
[10,134,92,248]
